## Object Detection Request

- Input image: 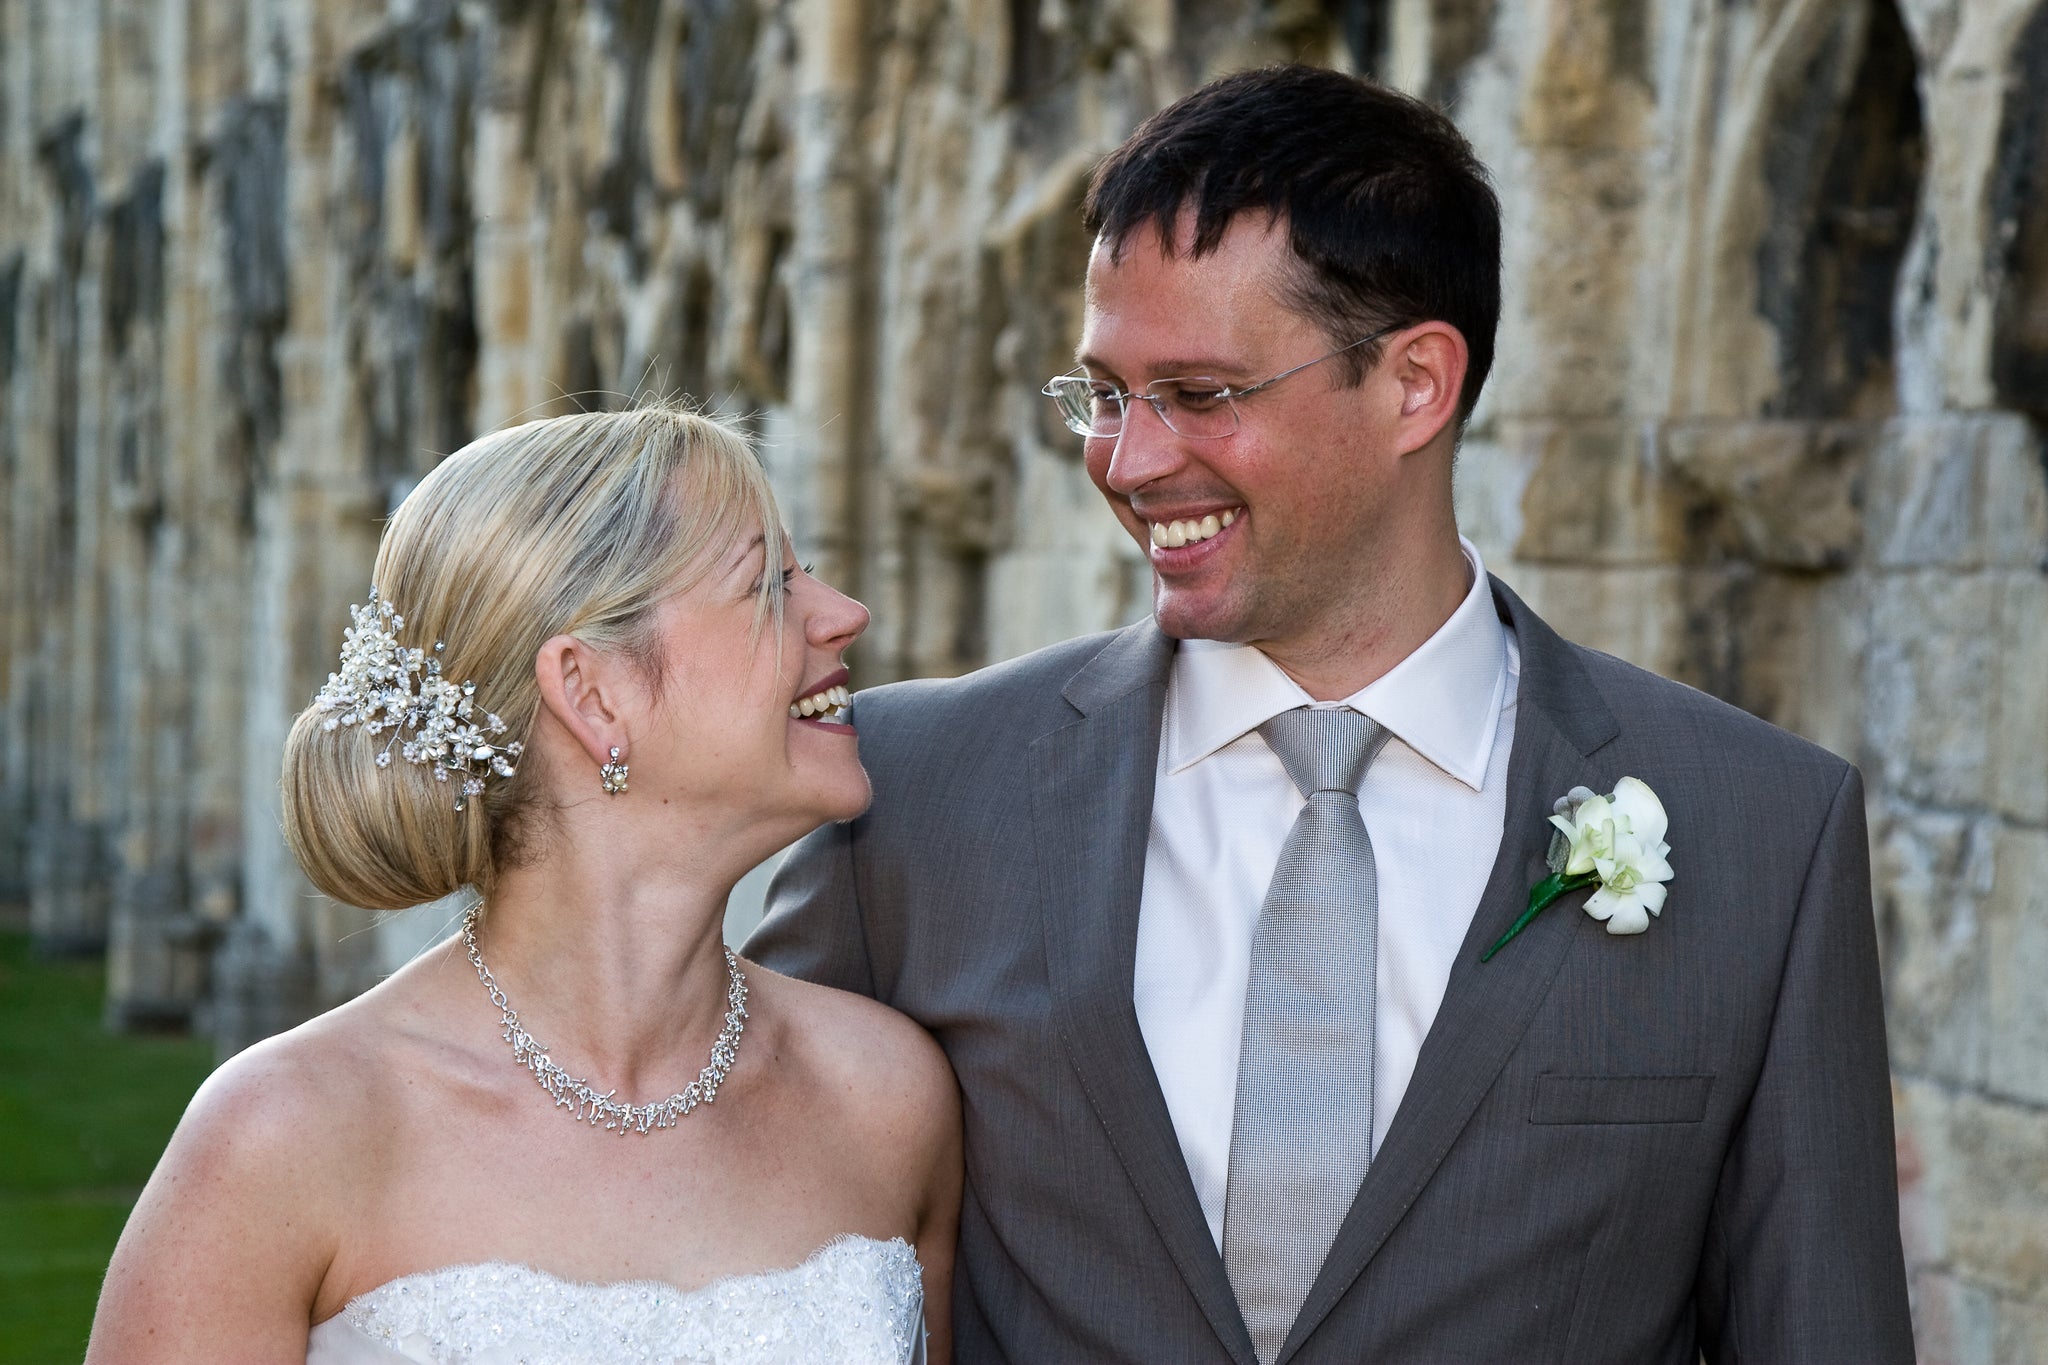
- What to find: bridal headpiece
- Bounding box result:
[316,589,524,811]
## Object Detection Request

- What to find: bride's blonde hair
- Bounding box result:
[281,403,784,910]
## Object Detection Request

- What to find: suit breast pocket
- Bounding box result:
[1529,1072,1716,1125]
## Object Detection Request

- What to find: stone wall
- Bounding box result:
[1,1,2043,1356]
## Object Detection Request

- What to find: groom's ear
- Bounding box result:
[1384,321,1469,456]
[533,635,629,770]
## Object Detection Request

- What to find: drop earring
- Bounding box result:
[600,746,629,795]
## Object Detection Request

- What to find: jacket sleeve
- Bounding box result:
[744,810,880,1000]
[1694,764,1915,1362]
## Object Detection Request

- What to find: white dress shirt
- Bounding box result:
[1132,539,1521,1249]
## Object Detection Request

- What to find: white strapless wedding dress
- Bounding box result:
[305,1234,926,1365]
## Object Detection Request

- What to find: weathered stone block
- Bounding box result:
[477,239,534,346]
[1715,571,1866,757]
[988,541,1149,664]
[1873,801,1995,1086]
[1495,562,1691,679]
[1909,1269,1998,1365]
[1517,0,1653,151]
[1452,431,1535,565]
[1861,571,1997,808]
[312,894,384,1011]
[1996,1291,2048,1365]
[103,903,215,1030]
[1894,1076,2048,1304]
[1508,564,1864,742]
[1509,420,1699,564]
[1983,825,2048,1106]
[1866,414,2048,568]
[26,815,112,953]
[1910,1263,2048,1365]
[203,918,316,1060]
[1491,147,1646,421]
[1662,419,1871,569]
[1980,420,2048,563]
[1991,573,2048,824]
[368,893,468,978]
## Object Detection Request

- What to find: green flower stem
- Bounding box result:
[1480,870,1599,963]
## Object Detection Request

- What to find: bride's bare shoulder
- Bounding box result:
[153,977,414,1195]
[84,970,428,1359]
[147,931,486,1208]
[741,965,958,1144]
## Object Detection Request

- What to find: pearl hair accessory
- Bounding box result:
[315,588,524,811]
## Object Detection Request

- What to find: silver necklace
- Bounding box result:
[461,907,748,1136]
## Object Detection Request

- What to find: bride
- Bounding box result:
[87,405,960,1363]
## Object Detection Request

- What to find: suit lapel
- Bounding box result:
[1032,620,1261,1365]
[1278,580,1623,1361]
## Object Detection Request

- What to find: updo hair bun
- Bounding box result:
[281,701,490,911]
[279,402,785,910]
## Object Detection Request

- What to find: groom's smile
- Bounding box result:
[1146,507,1239,549]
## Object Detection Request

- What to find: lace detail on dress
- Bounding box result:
[309,1234,924,1365]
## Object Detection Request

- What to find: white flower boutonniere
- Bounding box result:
[1481,777,1675,962]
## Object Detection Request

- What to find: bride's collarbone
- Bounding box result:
[314,1046,909,1320]
[304,952,926,1322]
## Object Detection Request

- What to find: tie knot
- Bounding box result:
[1258,707,1389,799]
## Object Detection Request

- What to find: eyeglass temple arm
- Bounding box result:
[1225,325,1398,399]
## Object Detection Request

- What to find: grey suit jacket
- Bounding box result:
[747,579,1913,1364]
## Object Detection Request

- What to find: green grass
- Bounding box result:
[0,932,217,1364]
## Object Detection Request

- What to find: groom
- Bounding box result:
[749,65,1912,1363]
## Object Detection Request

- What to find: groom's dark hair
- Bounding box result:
[1084,64,1501,418]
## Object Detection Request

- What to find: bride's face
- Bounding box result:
[631,527,871,840]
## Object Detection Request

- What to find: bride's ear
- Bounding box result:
[533,635,629,771]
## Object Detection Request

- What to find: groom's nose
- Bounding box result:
[1096,397,1188,497]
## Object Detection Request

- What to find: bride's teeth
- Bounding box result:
[791,685,850,720]
[1221,509,1236,527]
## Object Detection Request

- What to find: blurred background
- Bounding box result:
[1,0,2044,1359]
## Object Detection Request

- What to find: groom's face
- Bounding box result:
[1076,213,1403,662]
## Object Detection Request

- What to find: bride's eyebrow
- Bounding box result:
[722,532,766,578]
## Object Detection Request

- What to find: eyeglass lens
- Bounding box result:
[1045,379,1239,439]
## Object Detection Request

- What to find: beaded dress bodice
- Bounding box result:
[305,1235,925,1365]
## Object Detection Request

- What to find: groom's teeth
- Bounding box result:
[788,686,850,720]
[1149,510,1239,548]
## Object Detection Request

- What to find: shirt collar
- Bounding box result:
[1162,538,1510,791]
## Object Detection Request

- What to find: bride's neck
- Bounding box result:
[468,834,742,1088]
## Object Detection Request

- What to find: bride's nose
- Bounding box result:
[808,584,869,650]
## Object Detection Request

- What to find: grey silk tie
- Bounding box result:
[1222,707,1391,1364]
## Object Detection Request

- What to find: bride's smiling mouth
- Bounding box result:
[788,668,852,725]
